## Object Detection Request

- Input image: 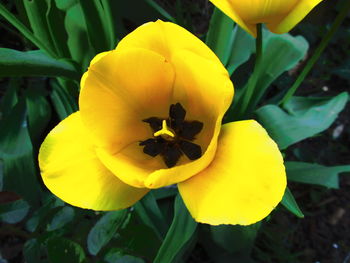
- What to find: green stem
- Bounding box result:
[239,24,263,118]
[0,2,57,58]
[280,0,350,106]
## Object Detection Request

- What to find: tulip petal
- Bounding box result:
[116,20,222,64]
[178,120,286,225]
[267,0,324,34]
[39,112,148,210]
[79,48,175,151]
[96,50,233,189]
[209,0,258,37]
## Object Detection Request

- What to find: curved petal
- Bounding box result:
[39,112,148,210]
[116,20,222,64]
[97,50,234,189]
[267,0,324,34]
[209,0,257,37]
[79,48,175,151]
[178,120,286,226]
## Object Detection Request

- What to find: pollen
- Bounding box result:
[153,120,175,138]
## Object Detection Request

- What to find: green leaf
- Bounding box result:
[153,195,197,263]
[0,198,29,224]
[47,237,85,263]
[206,8,235,65]
[286,162,350,189]
[104,248,145,263]
[210,223,261,254]
[55,0,77,11]
[50,80,78,120]
[256,92,349,149]
[226,26,255,75]
[24,239,42,263]
[0,48,79,79]
[143,0,176,23]
[0,3,56,58]
[247,31,309,112]
[134,192,168,240]
[64,3,94,70]
[25,85,52,145]
[23,0,56,55]
[46,0,71,58]
[281,188,304,218]
[87,210,128,256]
[47,206,75,231]
[26,195,64,232]
[0,79,19,119]
[0,99,41,206]
[79,0,110,53]
[100,0,117,49]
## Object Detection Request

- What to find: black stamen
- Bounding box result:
[180,121,203,140]
[162,144,182,168]
[140,102,203,168]
[143,117,163,132]
[179,140,202,160]
[139,138,164,157]
[169,103,186,129]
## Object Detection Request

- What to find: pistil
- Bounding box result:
[153,120,175,138]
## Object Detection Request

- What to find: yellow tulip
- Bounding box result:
[210,0,324,37]
[39,20,286,225]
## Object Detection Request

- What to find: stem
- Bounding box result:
[239,24,263,118]
[0,3,57,58]
[280,0,350,106]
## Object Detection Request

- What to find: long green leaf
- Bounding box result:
[0,2,56,57]
[246,31,309,113]
[153,195,197,263]
[47,237,86,263]
[25,84,52,145]
[46,0,70,58]
[0,99,41,206]
[0,48,79,79]
[206,7,235,65]
[286,162,350,189]
[79,0,109,54]
[281,188,304,218]
[134,192,168,240]
[256,92,349,149]
[23,0,56,56]
[226,26,255,75]
[64,4,94,70]
[87,210,128,256]
[50,80,78,120]
[143,0,176,22]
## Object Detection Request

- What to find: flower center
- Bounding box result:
[140,103,204,168]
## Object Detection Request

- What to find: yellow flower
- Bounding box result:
[210,0,324,37]
[39,20,286,225]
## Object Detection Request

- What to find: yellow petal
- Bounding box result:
[209,0,258,37]
[97,50,233,189]
[178,120,286,225]
[116,20,221,64]
[267,0,324,34]
[39,112,148,210]
[79,48,175,152]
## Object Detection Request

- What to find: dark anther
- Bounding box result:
[180,121,203,140]
[169,103,186,129]
[179,140,202,160]
[139,138,164,157]
[143,117,163,132]
[162,144,182,168]
[141,102,204,168]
